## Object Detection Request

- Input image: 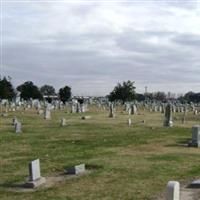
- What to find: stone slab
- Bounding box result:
[66,164,86,175]
[24,177,46,188]
[190,179,200,188]
[81,116,91,120]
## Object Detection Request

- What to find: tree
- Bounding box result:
[77,98,84,104]
[136,93,145,101]
[179,91,200,103]
[153,91,166,101]
[40,85,56,96]
[108,80,136,103]
[144,92,153,101]
[17,81,43,100]
[59,86,71,103]
[0,76,15,100]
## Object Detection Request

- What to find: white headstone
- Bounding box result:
[44,108,51,120]
[15,121,21,133]
[60,118,66,126]
[166,181,180,200]
[29,159,41,181]
[128,118,132,126]
[67,163,86,175]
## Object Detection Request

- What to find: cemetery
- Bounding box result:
[1,95,200,200]
[1,1,200,199]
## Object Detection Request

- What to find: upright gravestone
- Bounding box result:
[38,109,44,115]
[194,110,198,115]
[163,103,173,127]
[161,105,165,113]
[189,125,200,147]
[15,121,21,133]
[71,104,76,113]
[60,118,66,126]
[108,103,114,118]
[44,108,51,120]
[24,159,46,188]
[12,117,18,126]
[166,181,180,200]
[131,104,137,115]
[159,106,162,112]
[128,118,132,126]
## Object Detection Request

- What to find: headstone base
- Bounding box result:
[24,177,46,188]
[190,179,200,188]
[188,141,200,147]
[66,164,86,175]
[81,116,91,120]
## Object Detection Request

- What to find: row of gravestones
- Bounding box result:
[13,117,68,133]
[1,99,200,121]
[25,160,200,194]
[0,99,89,114]
[17,103,200,146]
[9,101,200,139]
[24,159,86,188]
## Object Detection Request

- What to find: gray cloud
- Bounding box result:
[173,33,200,47]
[2,1,200,95]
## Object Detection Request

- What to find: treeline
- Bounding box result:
[0,77,71,102]
[108,80,200,103]
[1,77,200,103]
[178,92,200,103]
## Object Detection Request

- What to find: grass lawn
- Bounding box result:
[1,106,200,200]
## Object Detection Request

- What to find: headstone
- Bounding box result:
[71,104,76,113]
[166,181,180,200]
[12,117,18,125]
[128,108,132,115]
[189,125,200,147]
[194,110,198,115]
[24,159,46,188]
[60,118,66,126]
[153,105,158,112]
[66,163,86,175]
[190,179,200,188]
[131,104,137,115]
[108,103,114,118]
[38,109,44,115]
[29,159,41,181]
[15,121,21,133]
[163,103,173,127]
[181,111,186,124]
[44,108,51,120]
[81,116,91,120]
[128,118,132,126]
[80,104,86,113]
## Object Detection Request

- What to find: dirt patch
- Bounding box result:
[7,171,89,193]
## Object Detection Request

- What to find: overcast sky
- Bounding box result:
[1,0,200,96]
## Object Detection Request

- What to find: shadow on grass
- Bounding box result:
[164,138,191,147]
[63,164,104,171]
[0,181,25,189]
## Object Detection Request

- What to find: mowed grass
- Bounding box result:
[1,106,200,200]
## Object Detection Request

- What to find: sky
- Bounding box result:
[1,0,200,96]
